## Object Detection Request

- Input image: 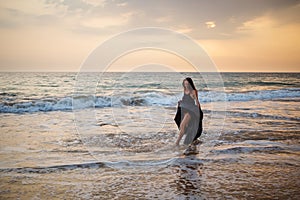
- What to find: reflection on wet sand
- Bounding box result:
[171,155,204,199]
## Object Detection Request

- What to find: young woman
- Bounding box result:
[174,77,203,146]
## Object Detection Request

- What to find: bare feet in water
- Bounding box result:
[192,138,202,145]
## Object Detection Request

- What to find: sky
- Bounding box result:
[0,0,299,72]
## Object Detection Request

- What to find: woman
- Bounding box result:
[174,77,203,146]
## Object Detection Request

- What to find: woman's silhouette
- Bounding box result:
[174,77,203,148]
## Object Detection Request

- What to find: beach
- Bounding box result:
[0,72,299,199]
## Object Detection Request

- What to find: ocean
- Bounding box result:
[0,72,299,199]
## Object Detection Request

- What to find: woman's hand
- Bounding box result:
[197,103,201,109]
[178,100,182,105]
[192,90,201,108]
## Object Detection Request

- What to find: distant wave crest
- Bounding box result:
[0,88,299,113]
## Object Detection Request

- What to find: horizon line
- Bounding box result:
[0,71,299,73]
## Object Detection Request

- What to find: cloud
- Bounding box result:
[81,0,106,7]
[173,25,193,34]
[2,0,298,38]
[200,10,300,72]
[236,16,274,33]
[205,21,216,29]
[117,2,128,7]
[0,0,299,71]
[0,0,63,16]
[155,16,172,23]
[0,0,67,29]
[80,12,134,29]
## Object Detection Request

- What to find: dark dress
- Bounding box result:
[174,93,203,145]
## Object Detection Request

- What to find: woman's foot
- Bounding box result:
[192,138,202,146]
[184,144,199,155]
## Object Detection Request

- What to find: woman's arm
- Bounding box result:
[193,90,201,108]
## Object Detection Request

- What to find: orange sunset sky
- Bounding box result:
[0,0,299,72]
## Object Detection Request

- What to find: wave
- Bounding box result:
[0,159,176,173]
[211,140,297,155]
[224,88,300,102]
[247,81,296,86]
[222,81,297,88]
[0,162,107,173]
[0,88,299,113]
[212,145,285,154]
[226,111,300,121]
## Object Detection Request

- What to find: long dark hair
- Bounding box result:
[182,77,196,91]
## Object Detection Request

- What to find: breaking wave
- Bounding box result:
[0,88,299,113]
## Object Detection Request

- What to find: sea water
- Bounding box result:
[0,72,299,199]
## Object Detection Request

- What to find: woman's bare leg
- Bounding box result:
[175,113,191,146]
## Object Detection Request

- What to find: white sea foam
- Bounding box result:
[0,88,299,113]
